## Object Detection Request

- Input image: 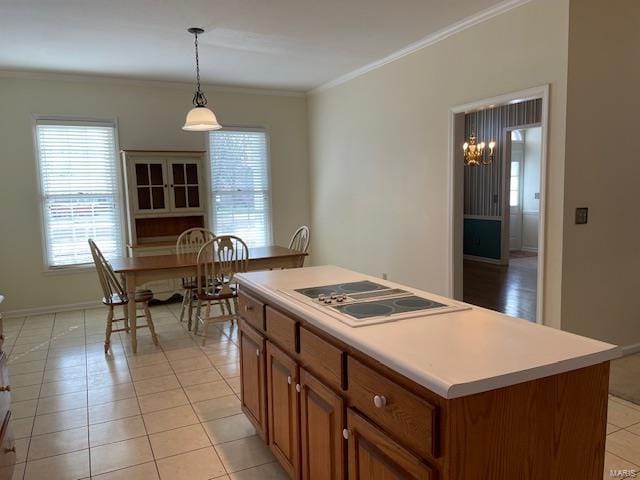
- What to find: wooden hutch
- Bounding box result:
[120,149,208,299]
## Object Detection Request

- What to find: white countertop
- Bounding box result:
[236,265,621,399]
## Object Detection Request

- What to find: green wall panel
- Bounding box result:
[464,218,501,259]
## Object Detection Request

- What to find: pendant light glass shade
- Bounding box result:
[182,105,222,131]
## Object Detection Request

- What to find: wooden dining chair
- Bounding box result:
[194,235,249,344]
[175,228,216,329]
[88,239,158,353]
[288,225,310,267]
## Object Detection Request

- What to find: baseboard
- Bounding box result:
[622,342,640,356]
[2,300,103,319]
[520,247,538,253]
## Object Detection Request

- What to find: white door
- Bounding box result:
[509,137,524,251]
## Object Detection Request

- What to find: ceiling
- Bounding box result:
[0,0,506,92]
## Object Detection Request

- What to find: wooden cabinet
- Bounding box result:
[299,368,345,480]
[266,342,300,479]
[239,320,267,441]
[346,409,434,480]
[121,150,208,300]
[0,302,14,480]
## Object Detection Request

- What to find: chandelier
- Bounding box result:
[463,133,495,166]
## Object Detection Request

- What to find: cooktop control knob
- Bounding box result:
[318,294,326,301]
[337,295,345,303]
[324,299,333,304]
[330,294,337,299]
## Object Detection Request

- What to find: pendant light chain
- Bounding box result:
[192,29,207,107]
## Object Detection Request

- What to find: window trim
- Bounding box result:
[206,125,274,246]
[32,115,126,272]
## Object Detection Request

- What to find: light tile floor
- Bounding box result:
[3,305,640,479]
[3,304,287,480]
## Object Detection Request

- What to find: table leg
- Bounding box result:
[126,272,137,354]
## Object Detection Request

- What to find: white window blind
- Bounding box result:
[209,129,272,247]
[35,120,123,268]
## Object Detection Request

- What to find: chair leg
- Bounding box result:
[179,290,189,323]
[144,303,158,345]
[105,305,114,354]
[232,297,239,326]
[194,299,202,336]
[123,305,130,333]
[202,317,209,346]
[187,290,194,327]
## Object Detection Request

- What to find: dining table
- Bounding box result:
[110,245,307,353]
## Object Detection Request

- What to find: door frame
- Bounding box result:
[447,85,549,325]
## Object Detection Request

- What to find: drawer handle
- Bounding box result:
[287,375,292,385]
[342,428,350,440]
[244,305,253,311]
[295,383,301,393]
[0,386,9,392]
[373,395,387,408]
[4,447,15,454]
[255,349,260,357]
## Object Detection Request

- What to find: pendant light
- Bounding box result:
[182,27,222,131]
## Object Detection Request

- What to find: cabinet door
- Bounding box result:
[346,409,435,480]
[132,159,169,213]
[240,322,267,441]
[300,368,345,480]
[266,341,300,479]
[168,159,202,211]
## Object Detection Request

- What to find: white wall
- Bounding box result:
[562,0,640,347]
[0,75,309,313]
[522,127,541,251]
[308,0,569,328]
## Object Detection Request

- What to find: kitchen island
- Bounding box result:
[235,265,620,479]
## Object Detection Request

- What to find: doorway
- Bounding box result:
[449,86,549,324]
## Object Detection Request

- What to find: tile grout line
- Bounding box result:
[120,309,164,480]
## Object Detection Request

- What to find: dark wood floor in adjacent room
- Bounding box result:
[463,252,538,322]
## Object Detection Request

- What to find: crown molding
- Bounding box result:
[0,69,306,98]
[309,0,533,95]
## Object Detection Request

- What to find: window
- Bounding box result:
[208,128,272,247]
[35,119,123,268]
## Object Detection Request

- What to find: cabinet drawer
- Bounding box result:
[347,357,438,459]
[265,307,297,355]
[299,327,344,391]
[238,293,265,332]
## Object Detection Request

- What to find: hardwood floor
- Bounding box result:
[463,253,537,322]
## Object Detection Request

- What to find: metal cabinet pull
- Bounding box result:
[373,395,387,408]
[287,376,292,385]
[342,429,350,440]
[0,386,10,392]
[295,383,301,393]
[255,349,260,357]
[4,446,15,454]
[244,305,253,311]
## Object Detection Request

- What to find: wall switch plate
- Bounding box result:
[534,192,540,200]
[575,207,588,224]
[381,273,388,280]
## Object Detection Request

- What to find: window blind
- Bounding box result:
[35,120,123,268]
[209,129,272,247]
